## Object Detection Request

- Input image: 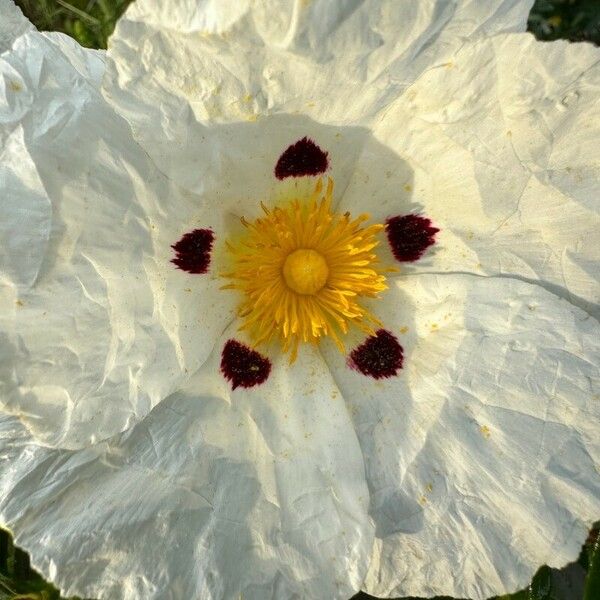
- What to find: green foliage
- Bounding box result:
[583,530,600,600]
[15,0,131,49]
[528,0,600,45]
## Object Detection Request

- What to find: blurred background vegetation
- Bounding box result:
[3,0,600,599]
[15,0,130,48]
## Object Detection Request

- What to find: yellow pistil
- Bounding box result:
[222,178,389,361]
[283,249,329,295]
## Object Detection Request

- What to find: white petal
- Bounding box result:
[104,0,534,190]
[0,126,50,287]
[0,0,34,52]
[0,327,373,600]
[344,34,600,317]
[321,273,600,599]
[0,32,231,448]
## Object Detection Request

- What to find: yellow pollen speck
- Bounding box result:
[425,483,433,493]
[222,177,389,361]
[419,496,428,505]
[403,183,412,192]
[480,425,491,439]
[15,299,24,307]
[9,81,22,92]
[399,326,409,334]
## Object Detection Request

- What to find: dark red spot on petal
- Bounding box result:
[275,137,329,179]
[221,339,272,390]
[348,329,404,379]
[171,228,214,274]
[385,215,439,262]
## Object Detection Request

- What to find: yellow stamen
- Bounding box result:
[222,178,388,360]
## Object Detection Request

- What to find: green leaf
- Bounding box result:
[584,534,600,600]
[529,566,552,600]
[495,591,528,600]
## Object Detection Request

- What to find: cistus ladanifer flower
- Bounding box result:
[0,1,599,599]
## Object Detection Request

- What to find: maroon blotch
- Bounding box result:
[348,329,404,379]
[274,137,329,179]
[385,215,439,262]
[221,339,272,390]
[171,228,214,274]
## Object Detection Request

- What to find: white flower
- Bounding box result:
[1,1,599,600]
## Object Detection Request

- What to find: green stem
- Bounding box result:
[54,0,101,24]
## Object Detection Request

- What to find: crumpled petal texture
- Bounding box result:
[360,33,600,320]
[104,0,600,319]
[0,0,33,52]
[321,274,600,598]
[103,0,535,192]
[0,31,234,448]
[0,1,599,600]
[0,338,373,600]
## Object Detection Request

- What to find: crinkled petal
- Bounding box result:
[0,0,34,52]
[320,273,600,599]
[0,125,50,287]
[103,0,534,191]
[0,32,232,448]
[0,330,372,600]
[344,33,600,318]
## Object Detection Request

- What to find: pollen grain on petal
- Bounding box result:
[222,178,389,360]
[385,214,439,262]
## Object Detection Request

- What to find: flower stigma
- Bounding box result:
[283,248,329,295]
[222,178,391,361]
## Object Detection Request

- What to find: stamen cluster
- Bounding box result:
[222,179,389,360]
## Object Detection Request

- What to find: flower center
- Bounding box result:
[222,178,389,360]
[283,248,329,295]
